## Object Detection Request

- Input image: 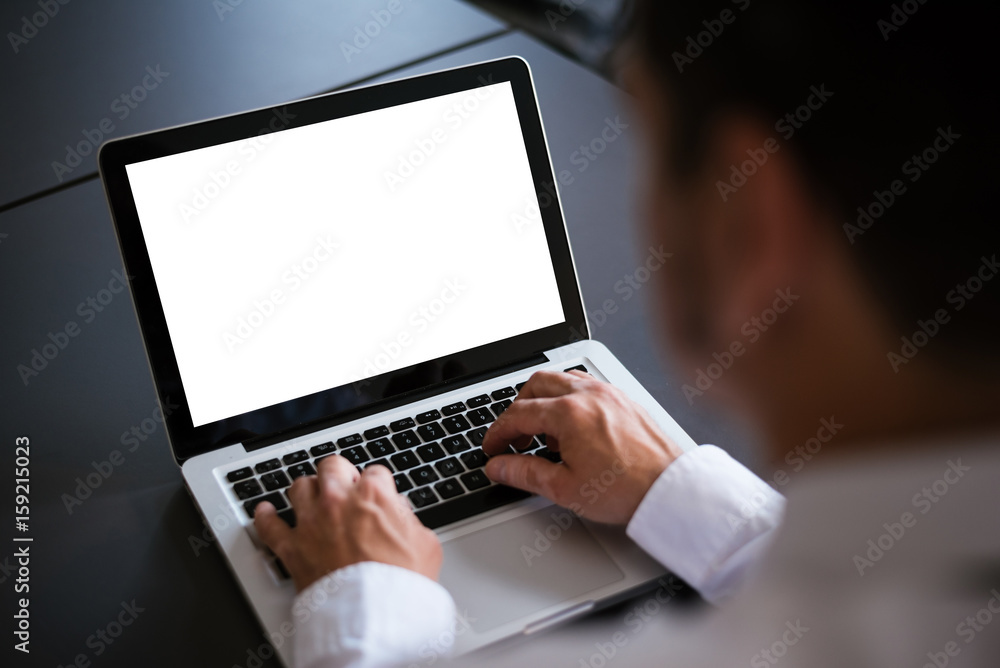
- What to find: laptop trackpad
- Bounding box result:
[439,507,624,633]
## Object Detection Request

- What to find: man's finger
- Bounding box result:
[510,434,536,451]
[482,397,564,456]
[287,473,318,508]
[516,370,585,401]
[254,501,293,556]
[395,491,415,519]
[316,454,359,496]
[357,463,395,501]
[484,453,568,501]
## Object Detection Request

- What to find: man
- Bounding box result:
[255,1,999,666]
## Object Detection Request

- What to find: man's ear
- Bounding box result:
[698,116,819,344]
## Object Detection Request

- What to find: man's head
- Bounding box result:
[621,1,997,453]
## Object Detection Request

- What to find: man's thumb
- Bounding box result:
[485,454,564,501]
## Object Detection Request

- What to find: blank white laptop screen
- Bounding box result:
[125,82,565,427]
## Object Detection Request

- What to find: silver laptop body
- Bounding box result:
[98,57,697,666]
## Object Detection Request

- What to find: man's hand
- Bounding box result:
[482,370,685,524]
[254,455,443,592]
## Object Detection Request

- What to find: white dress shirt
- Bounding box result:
[452,432,1000,668]
[292,445,785,667]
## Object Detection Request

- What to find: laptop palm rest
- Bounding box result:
[439,507,624,633]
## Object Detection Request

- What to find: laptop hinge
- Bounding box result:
[243,352,549,452]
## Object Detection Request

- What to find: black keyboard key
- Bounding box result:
[390,450,421,470]
[491,387,516,400]
[416,410,441,424]
[537,434,547,445]
[535,447,562,463]
[435,457,463,478]
[460,449,488,469]
[467,407,494,426]
[416,442,445,462]
[288,462,316,479]
[565,365,588,374]
[341,446,370,465]
[227,467,253,482]
[366,438,395,458]
[364,426,389,440]
[467,394,491,408]
[233,479,263,500]
[390,417,415,432]
[310,442,336,457]
[394,473,413,493]
[282,450,308,465]
[366,458,393,472]
[460,469,490,490]
[277,508,297,528]
[515,381,527,392]
[435,479,464,500]
[467,427,488,447]
[441,414,472,434]
[441,434,470,454]
[410,466,440,486]
[261,471,291,491]
[337,433,363,448]
[409,487,438,508]
[417,422,447,441]
[392,430,420,450]
[491,399,512,417]
[441,402,466,416]
[255,458,281,473]
[244,492,287,517]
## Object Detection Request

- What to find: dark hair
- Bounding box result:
[626,0,996,370]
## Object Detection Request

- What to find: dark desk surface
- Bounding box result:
[0,0,505,208]
[0,25,754,668]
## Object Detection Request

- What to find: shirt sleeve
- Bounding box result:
[293,561,457,668]
[626,444,785,604]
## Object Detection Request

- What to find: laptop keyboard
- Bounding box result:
[224,365,588,545]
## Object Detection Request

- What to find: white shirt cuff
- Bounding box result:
[626,445,785,604]
[292,561,456,668]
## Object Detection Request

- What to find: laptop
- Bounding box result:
[98,56,697,665]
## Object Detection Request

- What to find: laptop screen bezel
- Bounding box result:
[99,57,589,464]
